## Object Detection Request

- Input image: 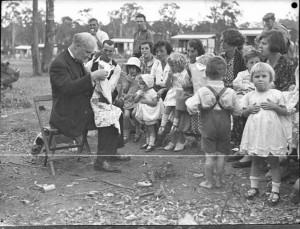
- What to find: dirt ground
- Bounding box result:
[0,59,299,226]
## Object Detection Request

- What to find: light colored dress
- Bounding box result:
[164,69,192,106]
[240,89,292,157]
[134,89,164,125]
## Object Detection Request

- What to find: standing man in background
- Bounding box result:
[133,14,153,58]
[88,18,109,51]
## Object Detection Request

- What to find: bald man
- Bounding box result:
[49,32,124,172]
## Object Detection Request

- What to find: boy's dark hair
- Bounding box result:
[187,39,205,56]
[259,29,286,54]
[88,18,98,24]
[135,13,146,21]
[205,56,227,80]
[153,40,173,55]
[139,41,154,54]
[243,49,261,64]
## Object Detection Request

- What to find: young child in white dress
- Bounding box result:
[158,52,192,151]
[133,74,164,152]
[240,62,291,206]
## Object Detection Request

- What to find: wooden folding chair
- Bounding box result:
[33,95,94,176]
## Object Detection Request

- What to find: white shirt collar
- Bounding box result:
[68,48,75,59]
[207,80,225,87]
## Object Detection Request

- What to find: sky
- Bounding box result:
[50,0,299,26]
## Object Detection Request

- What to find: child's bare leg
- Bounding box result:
[267,155,281,204]
[200,153,215,189]
[215,152,225,188]
[148,125,156,147]
[145,125,150,145]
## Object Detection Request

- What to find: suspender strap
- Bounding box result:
[206,86,227,109]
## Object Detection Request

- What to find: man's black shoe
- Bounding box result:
[94,160,121,173]
[232,160,252,168]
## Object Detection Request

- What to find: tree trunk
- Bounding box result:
[31,0,42,76]
[11,23,16,56]
[41,0,54,73]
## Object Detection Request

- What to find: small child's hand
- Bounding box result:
[248,103,261,114]
[125,75,133,82]
[261,99,277,110]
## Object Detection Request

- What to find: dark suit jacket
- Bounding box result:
[49,50,95,137]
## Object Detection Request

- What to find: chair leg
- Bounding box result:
[44,154,48,166]
[49,160,55,176]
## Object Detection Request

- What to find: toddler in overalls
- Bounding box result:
[186,56,242,189]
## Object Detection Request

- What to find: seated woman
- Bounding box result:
[150,40,173,101]
[139,41,157,74]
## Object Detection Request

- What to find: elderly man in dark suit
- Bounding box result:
[49,32,128,173]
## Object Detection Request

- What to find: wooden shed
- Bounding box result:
[170,34,216,54]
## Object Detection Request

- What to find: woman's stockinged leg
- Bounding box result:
[178,131,186,144]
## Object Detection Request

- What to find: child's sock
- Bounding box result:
[149,136,155,146]
[250,176,260,189]
[271,181,280,193]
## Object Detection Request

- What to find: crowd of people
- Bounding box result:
[38,12,299,205]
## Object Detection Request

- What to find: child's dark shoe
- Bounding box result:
[246,188,260,200]
[267,192,280,206]
[140,144,148,149]
[145,145,155,152]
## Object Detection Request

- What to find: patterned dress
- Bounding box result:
[271,55,296,91]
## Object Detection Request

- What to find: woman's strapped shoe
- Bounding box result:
[158,126,165,136]
[246,188,260,200]
[268,192,280,206]
[164,142,175,151]
[174,141,187,152]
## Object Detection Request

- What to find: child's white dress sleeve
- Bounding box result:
[185,90,201,115]
[233,72,245,91]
